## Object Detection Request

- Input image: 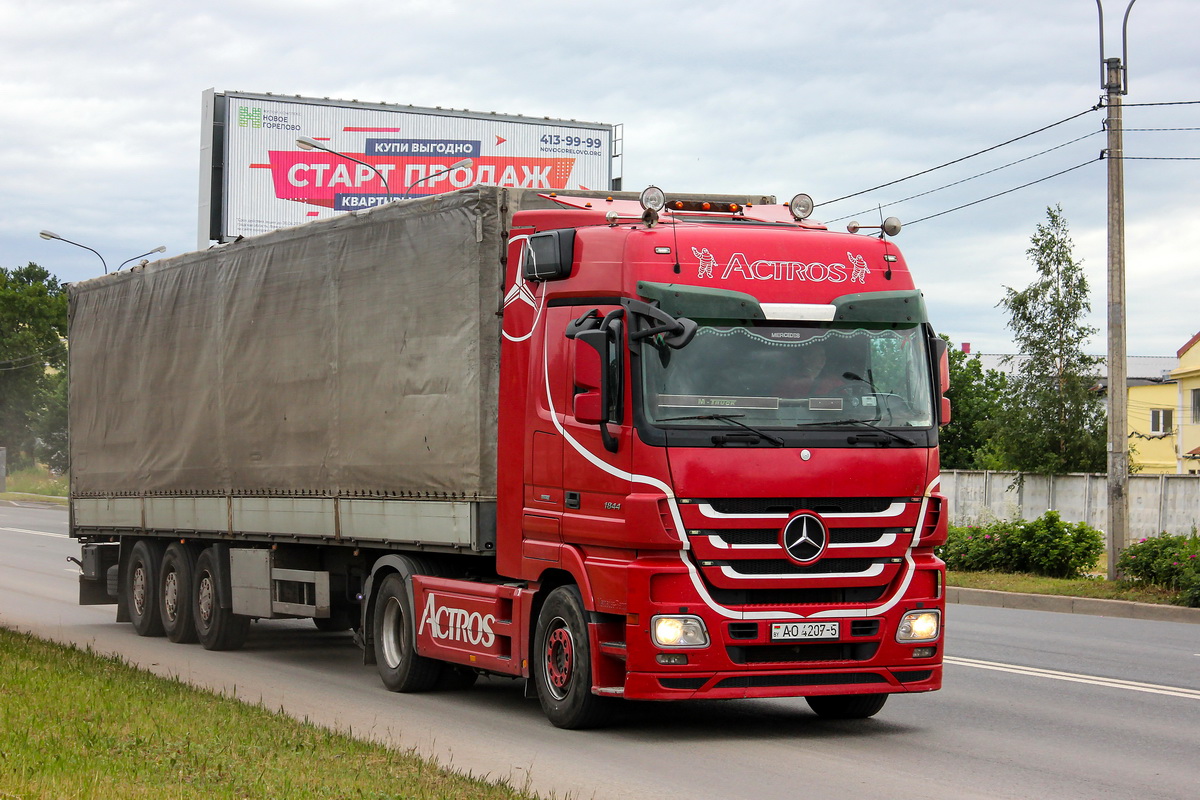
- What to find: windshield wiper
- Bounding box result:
[793,417,914,446]
[657,413,785,447]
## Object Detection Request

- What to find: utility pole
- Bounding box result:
[1104,56,1128,580]
[1097,0,1136,579]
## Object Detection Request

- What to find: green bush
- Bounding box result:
[1117,533,1200,591]
[939,511,1103,579]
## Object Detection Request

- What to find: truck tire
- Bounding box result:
[159,543,199,643]
[533,585,613,729]
[805,693,888,719]
[193,547,249,651]
[373,572,441,692]
[126,540,166,637]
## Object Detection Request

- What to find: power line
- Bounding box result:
[1122,100,1200,107]
[815,105,1101,208]
[905,158,1099,227]
[0,340,67,370]
[823,129,1104,225]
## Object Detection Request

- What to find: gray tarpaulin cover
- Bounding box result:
[69,186,532,498]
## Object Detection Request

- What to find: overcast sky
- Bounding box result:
[3,0,1196,355]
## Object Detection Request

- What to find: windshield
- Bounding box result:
[641,324,934,429]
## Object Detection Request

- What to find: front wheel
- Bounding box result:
[805,693,888,719]
[533,585,613,729]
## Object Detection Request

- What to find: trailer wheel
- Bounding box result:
[373,573,441,692]
[126,540,166,637]
[533,585,613,729]
[193,547,249,651]
[805,693,888,719]
[159,543,198,643]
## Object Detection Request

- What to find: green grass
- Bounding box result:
[947,570,1184,605]
[1,466,68,499]
[0,628,541,800]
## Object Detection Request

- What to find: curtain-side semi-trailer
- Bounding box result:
[69,185,950,729]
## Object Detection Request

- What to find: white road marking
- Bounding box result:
[0,526,68,538]
[946,655,1200,700]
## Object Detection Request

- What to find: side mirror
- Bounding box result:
[933,337,952,426]
[573,329,606,425]
[524,229,576,281]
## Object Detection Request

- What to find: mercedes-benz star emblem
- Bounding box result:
[780,513,828,564]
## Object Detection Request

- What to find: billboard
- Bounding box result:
[199,90,620,246]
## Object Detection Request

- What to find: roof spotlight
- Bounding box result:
[788,193,814,220]
[640,186,666,213]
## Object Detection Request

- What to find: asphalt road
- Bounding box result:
[2,503,1198,799]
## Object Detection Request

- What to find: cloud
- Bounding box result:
[3,0,1196,354]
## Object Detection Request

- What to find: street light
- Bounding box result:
[404,157,474,197]
[39,230,108,274]
[117,245,167,271]
[296,136,394,203]
[1095,0,1138,580]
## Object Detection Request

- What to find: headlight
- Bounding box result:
[651,615,709,648]
[896,610,940,642]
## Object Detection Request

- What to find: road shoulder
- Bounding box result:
[948,586,1200,625]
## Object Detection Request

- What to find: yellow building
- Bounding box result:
[1128,378,1179,474]
[1171,332,1200,475]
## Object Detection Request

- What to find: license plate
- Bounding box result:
[771,621,840,641]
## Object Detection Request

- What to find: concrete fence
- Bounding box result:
[940,470,1200,539]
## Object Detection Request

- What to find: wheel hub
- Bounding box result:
[544,625,574,700]
[132,565,147,615]
[163,571,178,619]
[197,575,214,623]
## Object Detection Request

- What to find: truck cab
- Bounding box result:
[494,188,947,724]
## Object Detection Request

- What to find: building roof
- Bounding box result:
[1177,331,1200,359]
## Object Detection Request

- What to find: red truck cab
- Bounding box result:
[464,188,949,726]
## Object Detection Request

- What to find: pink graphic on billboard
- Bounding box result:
[265,150,577,208]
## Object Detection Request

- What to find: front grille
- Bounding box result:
[715,672,886,689]
[723,558,880,576]
[728,642,879,664]
[728,622,759,640]
[701,497,897,515]
[695,528,898,547]
[850,620,881,637]
[706,585,888,606]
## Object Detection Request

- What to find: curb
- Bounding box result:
[947,587,1200,625]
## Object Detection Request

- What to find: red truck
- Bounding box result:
[69,185,949,728]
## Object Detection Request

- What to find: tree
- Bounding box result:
[939,337,1008,470]
[0,263,68,471]
[993,206,1106,474]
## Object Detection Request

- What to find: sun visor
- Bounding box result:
[831,290,928,324]
[636,281,765,320]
